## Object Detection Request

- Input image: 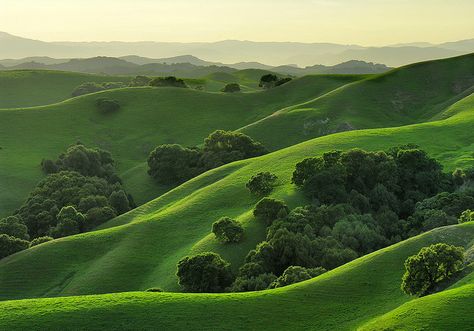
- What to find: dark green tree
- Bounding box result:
[253,198,289,225]
[246,172,277,196]
[212,217,244,243]
[0,234,29,259]
[270,265,326,288]
[51,206,84,238]
[222,83,241,93]
[176,252,233,292]
[149,76,187,88]
[0,216,29,240]
[401,243,465,296]
[109,190,131,214]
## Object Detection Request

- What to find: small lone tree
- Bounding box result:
[176,252,233,292]
[253,198,289,225]
[401,243,465,296]
[212,217,244,243]
[246,172,277,196]
[222,83,241,93]
[259,74,278,89]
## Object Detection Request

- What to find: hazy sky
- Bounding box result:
[1,0,473,45]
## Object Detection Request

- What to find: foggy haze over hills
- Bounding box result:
[1,31,473,67]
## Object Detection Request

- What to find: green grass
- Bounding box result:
[241,53,474,149]
[0,74,363,217]
[0,70,131,108]
[0,223,471,330]
[0,91,472,301]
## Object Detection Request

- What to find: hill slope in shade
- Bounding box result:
[0,74,361,217]
[0,92,472,300]
[0,223,471,330]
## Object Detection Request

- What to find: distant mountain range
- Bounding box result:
[1,32,473,67]
[0,55,391,77]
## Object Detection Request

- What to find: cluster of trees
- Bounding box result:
[401,243,465,296]
[72,82,126,97]
[147,130,268,184]
[149,76,187,88]
[175,146,473,293]
[259,74,292,89]
[222,83,241,93]
[0,144,134,260]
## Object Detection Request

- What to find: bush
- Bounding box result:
[222,83,241,93]
[129,76,152,87]
[145,288,163,292]
[96,98,120,113]
[30,236,53,247]
[253,198,289,225]
[0,216,29,240]
[246,172,277,196]
[149,76,187,88]
[270,266,326,288]
[459,209,474,223]
[176,252,233,293]
[401,243,465,296]
[0,234,29,259]
[212,217,244,243]
[231,273,277,292]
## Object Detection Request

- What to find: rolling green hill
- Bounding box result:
[0,222,471,330]
[241,53,474,149]
[0,74,361,217]
[0,90,472,301]
[0,70,131,108]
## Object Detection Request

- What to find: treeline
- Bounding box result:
[0,144,134,259]
[174,145,474,293]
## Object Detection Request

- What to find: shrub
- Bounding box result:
[270,266,326,288]
[0,234,29,259]
[30,236,53,247]
[246,172,277,196]
[212,217,244,243]
[96,98,120,113]
[145,288,163,292]
[459,209,474,223]
[231,273,277,292]
[253,198,289,225]
[401,243,465,296]
[176,252,233,293]
[149,76,187,88]
[222,83,241,93]
[129,75,152,87]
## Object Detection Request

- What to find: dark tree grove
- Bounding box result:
[149,76,187,88]
[222,83,241,93]
[147,130,268,184]
[227,146,473,292]
[0,144,135,260]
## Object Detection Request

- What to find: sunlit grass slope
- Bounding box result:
[241,53,474,149]
[0,74,362,217]
[0,223,472,330]
[0,70,131,108]
[0,93,472,301]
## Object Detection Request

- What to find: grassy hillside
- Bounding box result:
[0,74,360,217]
[0,92,472,301]
[0,223,471,330]
[0,70,131,108]
[241,53,474,149]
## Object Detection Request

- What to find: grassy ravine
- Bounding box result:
[0,74,360,217]
[0,93,473,301]
[0,70,132,108]
[0,223,472,330]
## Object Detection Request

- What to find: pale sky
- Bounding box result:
[1,0,473,45]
